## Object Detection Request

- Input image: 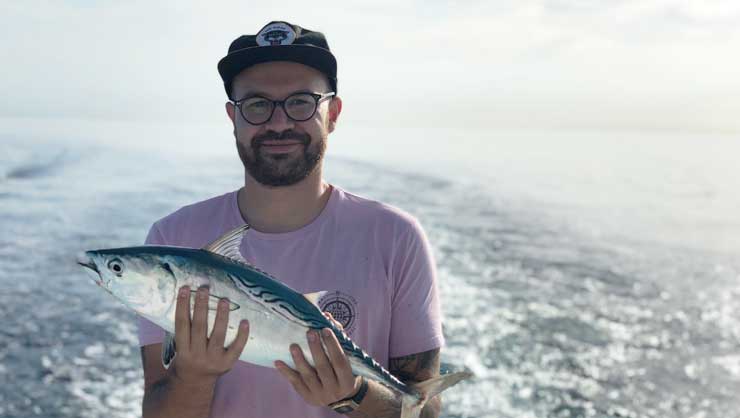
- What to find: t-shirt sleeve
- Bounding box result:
[137,222,167,347]
[388,219,445,358]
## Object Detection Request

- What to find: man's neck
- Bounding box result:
[237,170,332,234]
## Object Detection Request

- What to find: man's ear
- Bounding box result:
[225,102,236,123]
[327,96,343,133]
[225,102,238,136]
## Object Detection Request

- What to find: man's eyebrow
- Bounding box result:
[239,89,269,98]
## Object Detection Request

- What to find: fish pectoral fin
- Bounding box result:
[218,296,240,311]
[162,332,177,369]
[303,290,328,307]
[189,291,240,311]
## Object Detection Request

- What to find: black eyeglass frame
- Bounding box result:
[231,92,336,125]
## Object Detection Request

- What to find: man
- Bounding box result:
[138,21,445,418]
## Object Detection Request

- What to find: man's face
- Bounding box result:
[226,61,340,187]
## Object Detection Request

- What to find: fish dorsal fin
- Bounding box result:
[203,224,251,264]
[205,224,284,285]
[303,290,328,307]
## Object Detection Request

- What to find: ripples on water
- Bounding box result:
[0,138,738,418]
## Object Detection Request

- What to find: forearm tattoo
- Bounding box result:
[389,348,440,383]
[389,348,442,418]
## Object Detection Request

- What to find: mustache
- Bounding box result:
[253,130,311,146]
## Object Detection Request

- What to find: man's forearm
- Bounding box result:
[347,380,441,418]
[142,373,217,418]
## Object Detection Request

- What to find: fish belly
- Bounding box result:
[201,282,317,370]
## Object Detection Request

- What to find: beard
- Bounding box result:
[236,129,325,187]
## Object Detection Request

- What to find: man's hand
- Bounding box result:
[274,313,361,407]
[171,285,250,385]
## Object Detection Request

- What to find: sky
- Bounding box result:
[2,0,740,143]
[1,1,739,255]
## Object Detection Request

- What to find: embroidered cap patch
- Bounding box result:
[256,22,297,46]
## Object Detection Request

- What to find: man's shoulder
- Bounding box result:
[150,190,238,247]
[335,187,422,235]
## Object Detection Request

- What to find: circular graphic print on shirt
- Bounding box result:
[319,291,358,335]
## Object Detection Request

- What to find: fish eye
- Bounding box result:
[107,258,124,276]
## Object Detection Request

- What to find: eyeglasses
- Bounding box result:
[232,92,336,125]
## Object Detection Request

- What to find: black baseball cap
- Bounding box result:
[217,21,338,99]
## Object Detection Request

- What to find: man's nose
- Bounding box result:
[264,103,294,131]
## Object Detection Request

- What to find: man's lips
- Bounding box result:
[260,140,303,146]
[258,141,303,154]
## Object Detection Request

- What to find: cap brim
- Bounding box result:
[218,44,337,96]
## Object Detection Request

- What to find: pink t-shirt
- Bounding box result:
[137,185,444,418]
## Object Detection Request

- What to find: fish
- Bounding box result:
[77,224,472,418]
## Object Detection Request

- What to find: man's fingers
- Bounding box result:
[208,298,230,352]
[225,320,250,362]
[321,328,355,390]
[323,312,343,330]
[275,360,311,399]
[291,344,322,392]
[174,286,191,352]
[190,286,210,353]
[307,330,338,392]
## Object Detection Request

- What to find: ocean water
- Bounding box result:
[1,128,739,418]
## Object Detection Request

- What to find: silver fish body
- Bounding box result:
[78,225,471,417]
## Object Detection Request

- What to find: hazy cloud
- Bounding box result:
[2,0,739,132]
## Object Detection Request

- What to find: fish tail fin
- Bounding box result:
[400,371,473,418]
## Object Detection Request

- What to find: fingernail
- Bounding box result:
[307,331,317,342]
[322,328,332,337]
[241,321,249,330]
[179,287,189,297]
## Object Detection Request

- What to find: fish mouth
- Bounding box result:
[77,259,99,273]
[76,252,102,283]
